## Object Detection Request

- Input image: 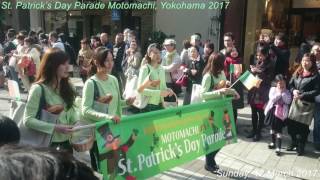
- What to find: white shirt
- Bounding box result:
[52,41,65,52]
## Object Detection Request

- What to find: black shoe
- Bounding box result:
[246,131,255,138]
[268,134,276,149]
[268,143,275,149]
[205,165,219,174]
[275,137,282,156]
[286,143,297,151]
[296,135,305,156]
[253,134,261,142]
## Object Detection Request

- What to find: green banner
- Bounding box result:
[95,98,237,180]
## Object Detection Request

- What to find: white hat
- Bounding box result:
[191,34,200,41]
[163,39,176,45]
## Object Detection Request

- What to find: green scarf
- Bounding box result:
[165,50,177,65]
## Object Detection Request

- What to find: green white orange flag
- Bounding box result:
[238,70,262,90]
[229,64,235,74]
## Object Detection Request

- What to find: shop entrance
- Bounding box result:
[289,8,320,46]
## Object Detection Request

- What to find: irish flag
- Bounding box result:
[238,70,262,90]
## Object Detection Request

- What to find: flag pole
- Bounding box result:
[229,77,241,88]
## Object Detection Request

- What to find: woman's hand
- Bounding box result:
[166,88,175,96]
[112,116,121,124]
[293,90,300,99]
[160,90,171,97]
[97,94,113,104]
[54,124,73,134]
[126,97,136,105]
[46,104,64,114]
[191,69,197,75]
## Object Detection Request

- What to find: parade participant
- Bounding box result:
[182,46,204,105]
[0,115,20,146]
[0,145,99,180]
[200,52,239,174]
[82,47,135,170]
[264,75,291,156]
[161,38,182,95]
[247,43,274,141]
[224,47,244,123]
[137,43,173,112]
[23,48,77,153]
[287,53,320,156]
[312,43,320,151]
[78,38,94,82]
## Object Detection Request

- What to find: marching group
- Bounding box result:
[0,27,320,179]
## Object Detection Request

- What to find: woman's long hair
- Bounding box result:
[294,53,317,77]
[203,52,225,78]
[35,48,76,109]
[144,43,160,64]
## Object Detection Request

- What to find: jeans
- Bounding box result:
[251,106,265,135]
[9,66,19,84]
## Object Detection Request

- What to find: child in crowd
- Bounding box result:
[264,74,292,156]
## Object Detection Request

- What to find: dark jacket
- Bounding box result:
[185,58,205,92]
[289,73,320,103]
[248,58,274,106]
[271,45,290,77]
[113,42,126,72]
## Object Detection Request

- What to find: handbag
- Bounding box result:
[163,93,178,108]
[288,99,315,125]
[91,79,109,114]
[123,75,138,99]
[17,84,57,147]
[274,104,287,121]
[176,74,188,87]
[190,84,203,104]
[26,59,36,76]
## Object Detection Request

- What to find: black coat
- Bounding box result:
[271,45,290,77]
[289,73,320,103]
[185,58,205,92]
[113,42,126,72]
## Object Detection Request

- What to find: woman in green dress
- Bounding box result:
[23,48,77,153]
[82,47,135,171]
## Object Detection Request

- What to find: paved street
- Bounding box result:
[1,89,320,180]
